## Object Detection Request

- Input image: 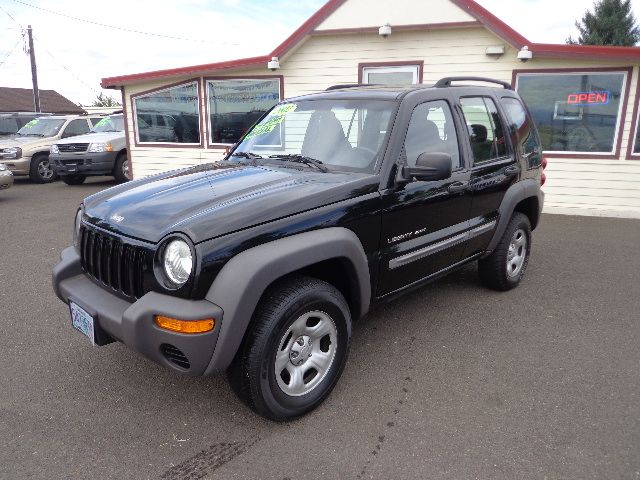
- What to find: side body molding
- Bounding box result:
[203,227,371,374]
[483,178,544,256]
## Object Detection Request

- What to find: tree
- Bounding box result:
[566,0,640,46]
[90,92,121,107]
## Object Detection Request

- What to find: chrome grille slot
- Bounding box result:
[58,143,89,153]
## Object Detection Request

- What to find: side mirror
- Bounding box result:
[402,152,452,182]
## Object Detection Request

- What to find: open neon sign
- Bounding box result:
[567,91,610,106]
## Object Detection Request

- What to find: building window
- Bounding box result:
[361,63,422,85]
[515,71,627,155]
[133,81,201,144]
[207,78,281,145]
[459,96,508,164]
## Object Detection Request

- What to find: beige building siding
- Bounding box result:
[123,26,640,218]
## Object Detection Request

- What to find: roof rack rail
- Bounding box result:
[325,84,375,91]
[434,77,512,90]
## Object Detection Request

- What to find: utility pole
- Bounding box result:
[26,25,40,113]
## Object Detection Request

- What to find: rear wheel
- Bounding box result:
[61,174,86,185]
[113,152,130,183]
[29,154,57,183]
[479,212,531,291]
[227,276,351,421]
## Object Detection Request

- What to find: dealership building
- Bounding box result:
[102,0,640,218]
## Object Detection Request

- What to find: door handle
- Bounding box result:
[504,165,520,177]
[448,181,468,193]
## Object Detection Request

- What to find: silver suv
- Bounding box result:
[0,115,101,183]
[50,114,128,185]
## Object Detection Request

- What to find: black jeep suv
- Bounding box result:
[53,77,545,421]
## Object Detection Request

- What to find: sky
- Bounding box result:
[0,0,639,106]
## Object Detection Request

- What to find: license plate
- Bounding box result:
[69,301,96,345]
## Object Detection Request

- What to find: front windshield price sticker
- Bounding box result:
[23,119,38,129]
[245,103,297,139]
[94,117,110,127]
[269,103,297,116]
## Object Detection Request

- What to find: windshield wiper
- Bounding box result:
[231,151,263,159]
[268,154,329,173]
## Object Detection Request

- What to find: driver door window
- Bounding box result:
[403,100,460,169]
[63,119,90,138]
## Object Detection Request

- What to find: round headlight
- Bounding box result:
[73,208,83,248]
[163,239,193,286]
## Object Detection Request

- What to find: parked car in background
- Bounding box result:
[50,113,129,185]
[0,114,101,183]
[0,112,53,139]
[136,112,178,143]
[0,163,13,190]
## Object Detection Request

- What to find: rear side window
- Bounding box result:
[403,100,460,170]
[502,97,542,168]
[459,96,508,164]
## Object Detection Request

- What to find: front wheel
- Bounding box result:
[113,152,130,183]
[479,212,531,291]
[29,154,57,183]
[227,276,351,421]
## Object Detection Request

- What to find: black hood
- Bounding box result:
[83,162,378,244]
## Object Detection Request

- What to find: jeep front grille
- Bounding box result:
[58,143,89,153]
[79,225,150,299]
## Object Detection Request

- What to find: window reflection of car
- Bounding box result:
[211,111,265,144]
[173,113,200,143]
[532,105,617,152]
[137,112,178,143]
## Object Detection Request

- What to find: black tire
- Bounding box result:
[29,154,57,183]
[61,174,86,185]
[479,212,531,291]
[113,152,130,183]
[227,275,352,421]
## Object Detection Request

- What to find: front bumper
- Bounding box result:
[52,246,224,376]
[2,156,30,176]
[0,169,13,189]
[50,151,118,175]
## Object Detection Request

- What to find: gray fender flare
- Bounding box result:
[484,178,543,256]
[203,227,371,374]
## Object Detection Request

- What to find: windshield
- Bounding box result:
[91,115,124,133]
[232,99,396,173]
[16,118,65,137]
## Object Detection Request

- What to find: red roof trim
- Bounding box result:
[269,0,347,58]
[101,55,269,88]
[450,0,530,47]
[531,43,640,60]
[101,0,640,89]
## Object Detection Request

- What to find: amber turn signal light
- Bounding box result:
[154,315,215,334]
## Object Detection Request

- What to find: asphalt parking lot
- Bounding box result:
[1,176,639,479]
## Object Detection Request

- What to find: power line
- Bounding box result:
[0,38,21,69]
[10,0,244,46]
[33,36,101,96]
[0,4,22,28]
